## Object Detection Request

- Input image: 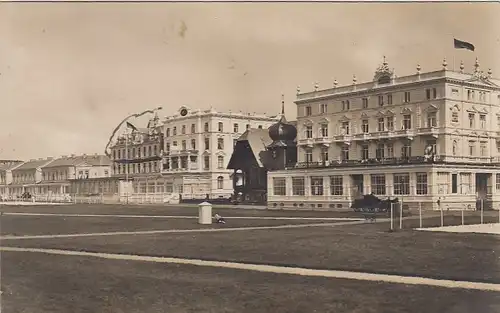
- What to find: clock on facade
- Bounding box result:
[180,108,188,116]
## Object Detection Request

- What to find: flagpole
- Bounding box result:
[125,127,129,205]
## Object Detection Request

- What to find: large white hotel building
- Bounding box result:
[268,57,500,210]
[162,106,278,199]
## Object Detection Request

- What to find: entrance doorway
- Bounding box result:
[351,174,364,198]
[476,173,492,210]
[475,173,491,199]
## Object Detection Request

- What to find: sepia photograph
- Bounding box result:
[1,1,500,312]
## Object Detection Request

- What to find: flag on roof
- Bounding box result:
[454,38,475,51]
[126,121,138,131]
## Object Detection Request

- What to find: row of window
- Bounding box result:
[13,174,35,183]
[304,87,495,117]
[113,144,160,160]
[303,138,490,162]
[303,141,421,162]
[164,155,225,171]
[166,138,238,152]
[272,173,429,196]
[304,114,430,139]
[166,122,262,136]
[115,161,161,175]
[305,90,422,116]
[71,181,119,195]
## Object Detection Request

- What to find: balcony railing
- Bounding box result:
[290,155,500,169]
[297,138,314,146]
[166,149,199,156]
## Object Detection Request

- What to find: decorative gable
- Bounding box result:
[318,117,330,124]
[302,119,313,126]
[426,104,438,112]
[466,77,499,87]
[338,114,351,122]
[401,107,413,114]
[375,111,385,118]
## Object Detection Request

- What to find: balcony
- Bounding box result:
[352,133,371,141]
[298,138,314,146]
[289,154,500,170]
[417,127,439,138]
[162,165,200,173]
[394,129,416,139]
[291,156,434,169]
[313,137,331,146]
[166,149,199,156]
[333,134,352,144]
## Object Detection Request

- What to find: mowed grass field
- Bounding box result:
[1,204,500,313]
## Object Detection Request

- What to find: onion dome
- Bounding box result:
[268,95,297,143]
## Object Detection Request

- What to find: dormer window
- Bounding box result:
[378,75,391,84]
[305,106,312,116]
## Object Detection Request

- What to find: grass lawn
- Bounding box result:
[0,214,345,237]
[0,203,364,218]
[2,251,500,313]
[4,220,499,284]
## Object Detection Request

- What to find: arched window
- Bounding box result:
[217,176,224,189]
[217,156,224,169]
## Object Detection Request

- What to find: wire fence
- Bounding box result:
[385,201,500,230]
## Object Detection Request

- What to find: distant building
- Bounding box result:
[4,154,111,200]
[268,57,500,210]
[39,154,111,198]
[162,106,279,200]
[9,158,54,196]
[0,160,24,197]
[109,113,164,198]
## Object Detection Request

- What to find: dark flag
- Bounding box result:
[126,121,138,131]
[454,38,475,51]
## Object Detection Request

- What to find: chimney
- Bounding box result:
[30,159,35,161]
[38,158,43,161]
[71,154,75,157]
[61,155,68,158]
[47,157,53,160]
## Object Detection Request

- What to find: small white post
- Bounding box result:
[390,203,394,231]
[481,199,484,224]
[498,204,500,223]
[399,202,403,229]
[419,202,422,228]
[440,205,444,227]
[198,201,213,225]
[461,208,465,225]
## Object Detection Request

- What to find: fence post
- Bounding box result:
[390,203,394,231]
[481,199,484,224]
[419,202,422,228]
[461,208,464,226]
[399,202,403,229]
[440,204,444,227]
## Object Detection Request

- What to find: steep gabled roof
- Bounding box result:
[227,128,273,169]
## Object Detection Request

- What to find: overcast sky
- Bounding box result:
[0,2,499,160]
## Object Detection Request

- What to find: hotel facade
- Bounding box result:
[268,58,500,210]
[162,106,279,199]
